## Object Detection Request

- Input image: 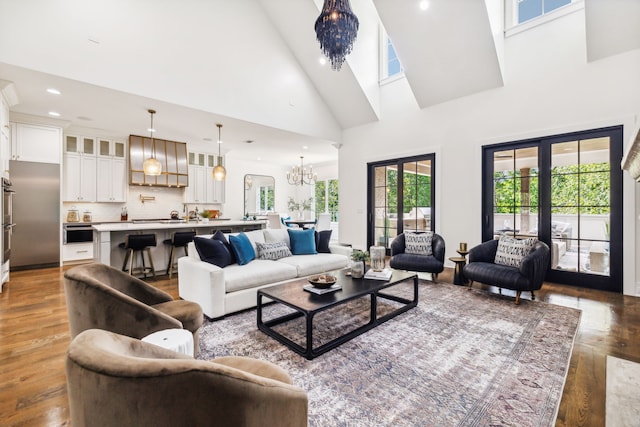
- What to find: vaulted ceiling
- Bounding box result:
[0,0,637,166]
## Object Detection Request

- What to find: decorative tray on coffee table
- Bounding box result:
[304,274,341,294]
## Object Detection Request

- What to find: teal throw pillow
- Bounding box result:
[288,228,317,255]
[229,233,256,265]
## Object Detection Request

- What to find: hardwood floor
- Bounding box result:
[0,265,638,426]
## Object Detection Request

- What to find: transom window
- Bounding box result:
[516,0,571,24]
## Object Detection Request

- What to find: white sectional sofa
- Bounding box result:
[178,228,351,319]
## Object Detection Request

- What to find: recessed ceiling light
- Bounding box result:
[419,1,429,11]
[303,146,308,150]
[245,140,254,144]
[147,128,155,133]
[319,57,327,66]
[48,111,61,117]
[46,88,61,95]
[257,157,261,161]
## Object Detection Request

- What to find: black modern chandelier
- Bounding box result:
[314,0,359,71]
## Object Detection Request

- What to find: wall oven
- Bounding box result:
[63,223,94,244]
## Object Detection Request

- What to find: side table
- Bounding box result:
[142,329,194,356]
[449,256,468,286]
[456,249,469,259]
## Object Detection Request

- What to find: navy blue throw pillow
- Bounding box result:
[288,228,317,255]
[315,230,332,253]
[229,233,256,265]
[193,237,232,268]
[212,229,236,264]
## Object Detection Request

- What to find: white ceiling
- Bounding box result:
[0,0,631,167]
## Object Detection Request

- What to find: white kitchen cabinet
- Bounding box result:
[185,151,225,204]
[12,122,62,163]
[188,151,205,167]
[98,139,125,158]
[96,157,126,202]
[65,135,95,155]
[184,164,206,203]
[63,152,97,202]
[62,242,93,262]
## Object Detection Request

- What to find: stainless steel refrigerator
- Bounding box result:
[9,160,60,270]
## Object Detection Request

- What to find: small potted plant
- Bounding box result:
[350,249,369,279]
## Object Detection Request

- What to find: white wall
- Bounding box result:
[338,9,640,295]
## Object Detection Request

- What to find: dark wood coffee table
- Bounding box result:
[257,269,418,360]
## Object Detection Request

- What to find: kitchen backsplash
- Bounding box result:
[62,186,222,222]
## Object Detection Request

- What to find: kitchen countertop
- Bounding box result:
[92,219,266,232]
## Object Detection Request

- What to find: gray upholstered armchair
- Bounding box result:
[66,329,308,427]
[64,263,203,354]
[462,239,550,304]
[389,232,446,281]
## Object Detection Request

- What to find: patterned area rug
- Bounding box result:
[198,280,581,427]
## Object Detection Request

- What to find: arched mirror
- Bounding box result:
[244,174,275,216]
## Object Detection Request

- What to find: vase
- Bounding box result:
[369,246,386,271]
[351,261,365,278]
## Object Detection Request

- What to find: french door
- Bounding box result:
[482,126,623,292]
[367,154,436,252]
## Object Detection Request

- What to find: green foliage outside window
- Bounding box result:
[328,179,339,221]
[386,169,431,213]
[259,186,274,211]
[493,163,610,215]
[315,181,326,217]
[315,179,340,222]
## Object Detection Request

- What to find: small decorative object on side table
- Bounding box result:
[456,242,469,259]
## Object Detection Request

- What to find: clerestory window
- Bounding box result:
[516,0,572,24]
[379,27,404,83]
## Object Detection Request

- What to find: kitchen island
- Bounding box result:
[92,220,266,274]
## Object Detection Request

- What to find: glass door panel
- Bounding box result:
[492,147,539,238]
[550,137,610,276]
[372,165,397,249]
[401,160,432,232]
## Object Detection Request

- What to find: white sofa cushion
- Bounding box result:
[239,229,266,252]
[263,228,291,248]
[277,253,349,277]
[224,259,298,293]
